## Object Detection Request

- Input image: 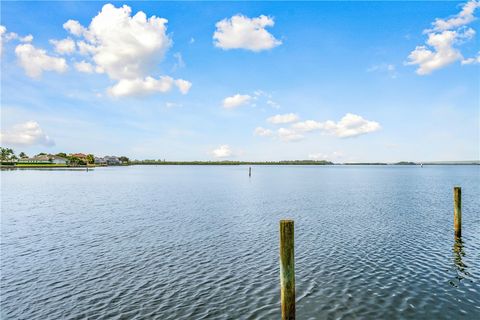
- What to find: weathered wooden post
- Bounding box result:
[280,220,295,320]
[249,167,251,177]
[454,187,461,237]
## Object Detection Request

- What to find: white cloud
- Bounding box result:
[430,0,480,32]
[406,1,479,75]
[175,79,192,94]
[66,4,171,80]
[0,121,55,146]
[108,76,191,97]
[320,113,381,138]
[277,128,304,142]
[63,19,86,36]
[254,127,273,137]
[1,25,32,55]
[254,113,380,142]
[15,43,68,78]
[291,120,322,132]
[50,38,76,54]
[213,14,282,51]
[211,144,233,158]
[462,51,480,64]
[63,4,190,96]
[222,94,252,109]
[74,60,95,73]
[406,29,474,75]
[19,34,33,43]
[267,113,299,124]
[0,25,5,55]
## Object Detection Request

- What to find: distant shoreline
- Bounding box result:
[1,160,479,169]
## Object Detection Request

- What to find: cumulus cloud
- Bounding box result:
[1,25,33,55]
[254,127,273,137]
[406,28,474,75]
[430,0,480,32]
[108,76,191,97]
[50,38,76,54]
[175,79,192,94]
[63,19,86,36]
[254,113,380,142]
[213,14,282,51]
[320,113,381,138]
[291,120,322,132]
[222,94,252,109]
[406,1,479,75]
[277,128,304,142]
[74,60,95,73]
[267,113,299,124]
[0,121,55,146]
[0,25,5,55]
[63,3,190,96]
[211,144,233,158]
[15,44,68,78]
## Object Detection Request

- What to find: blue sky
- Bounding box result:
[1,1,479,162]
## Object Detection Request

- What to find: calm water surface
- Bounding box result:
[1,165,479,319]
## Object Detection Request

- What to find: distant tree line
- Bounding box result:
[129,159,334,165]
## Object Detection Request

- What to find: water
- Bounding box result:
[1,165,479,319]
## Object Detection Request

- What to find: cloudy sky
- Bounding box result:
[1,1,479,162]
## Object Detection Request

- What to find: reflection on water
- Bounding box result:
[450,236,470,287]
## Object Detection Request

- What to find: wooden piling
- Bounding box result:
[280,220,295,320]
[454,187,461,237]
[249,167,251,177]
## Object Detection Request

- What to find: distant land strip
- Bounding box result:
[128,160,480,166]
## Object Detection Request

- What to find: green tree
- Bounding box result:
[36,152,47,156]
[19,152,28,159]
[119,156,130,163]
[56,152,67,158]
[86,154,95,164]
[67,155,80,166]
[0,147,15,161]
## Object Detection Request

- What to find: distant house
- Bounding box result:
[94,157,107,165]
[103,156,121,165]
[70,153,87,160]
[19,154,69,165]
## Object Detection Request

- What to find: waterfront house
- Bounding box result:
[94,157,107,165]
[19,154,69,164]
[103,156,121,165]
[70,153,87,160]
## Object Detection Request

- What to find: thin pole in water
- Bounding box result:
[454,187,461,237]
[280,220,295,320]
[249,167,251,177]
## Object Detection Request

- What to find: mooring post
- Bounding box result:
[280,220,295,320]
[454,187,461,237]
[249,167,251,177]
